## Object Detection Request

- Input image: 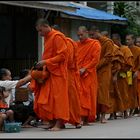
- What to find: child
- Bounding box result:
[11,69,37,128]
[0,86,14,131]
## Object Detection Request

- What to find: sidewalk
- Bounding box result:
[1,116,140,138]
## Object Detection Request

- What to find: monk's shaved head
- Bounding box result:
[89,26,100,32]
[35,18,50,27]
[88,26,100,39]
[101,31,109,38]
[126,34,135,40]
[77,26,89,42]
[112,33,121,41]
[35,18,51,37]
[78,26,88,32]
[126,34,135,47]
[112,33,122,47]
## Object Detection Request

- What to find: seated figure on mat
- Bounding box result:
[0,86,14,131]
[10,69,37,128]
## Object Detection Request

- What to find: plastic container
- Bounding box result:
[4,122,22,133]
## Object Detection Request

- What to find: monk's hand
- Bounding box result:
[133,71,138,79]
[113,72,118,83]
[35,60,46,69]
[80,68,86,75]
[113,75,117,83]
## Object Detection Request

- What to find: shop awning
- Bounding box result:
[61,2,127,25]
[0,1,77,12]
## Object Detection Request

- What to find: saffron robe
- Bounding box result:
[129,46,140,109]
[77,38,101,122]
[97,36,114,112]
[117,46,133,110]
[66,37,81,125]
[30,29,69,121]
[108,44,125,113]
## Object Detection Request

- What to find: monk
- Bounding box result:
[125,34,140,117]
[135,36,140,116]
[107,42,125,120]
[30,18,69,131]
[51,25,82,128]
[89,26,114,123]
[76,26,101,125]
[109,33,133,119]
[66,37,82,128]
[135,36,140,47]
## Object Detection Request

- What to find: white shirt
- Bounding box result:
[0,80,18,107]
[18,82,34,106]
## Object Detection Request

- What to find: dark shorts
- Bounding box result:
[10,102,36,123]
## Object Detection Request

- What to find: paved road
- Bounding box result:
[1,115,140,138]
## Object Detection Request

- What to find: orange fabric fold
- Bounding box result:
[129,46,140,108]
[76,38,101,122]
[66,38,81,125]
[97,36,114,111]
[30,29,69,121]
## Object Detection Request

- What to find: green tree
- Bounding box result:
[113,2,140,36]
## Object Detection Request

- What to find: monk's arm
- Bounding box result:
[45,36,67,64]
[84,42,101,69]
[45,54,65,64]
[97,41,114,70]
[137,55,140,70]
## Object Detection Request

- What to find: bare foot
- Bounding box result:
[83,122,90,126]
[48,126,61,131]
[38,124,54,129]
[101,118,107,123]
[47,119,64,131]
[21,124,33,128]
[60,124,65,129]
[108,116,114,120]
[95,118,100,122]
[38,121,55,129]
[124,114,128,119]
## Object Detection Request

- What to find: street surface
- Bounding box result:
[0,115,140,138]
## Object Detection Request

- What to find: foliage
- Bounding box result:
[113,2,140,39]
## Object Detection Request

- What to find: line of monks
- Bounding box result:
[29,18,140,131]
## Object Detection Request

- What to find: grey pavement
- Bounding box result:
[0,115,140,139]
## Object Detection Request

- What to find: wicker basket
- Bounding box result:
[15,88,29,102]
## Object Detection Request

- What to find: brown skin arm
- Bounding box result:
[15,75,32,88]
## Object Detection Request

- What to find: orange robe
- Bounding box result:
[137,71,140,106]
[129,46,140,109]
[30,29,69,121]
[0,100,8,109]
[117,46,133,110]
[97,36,114,113]
[76,38,101,122]
[66,38,81,125]
[108,44,125,113]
